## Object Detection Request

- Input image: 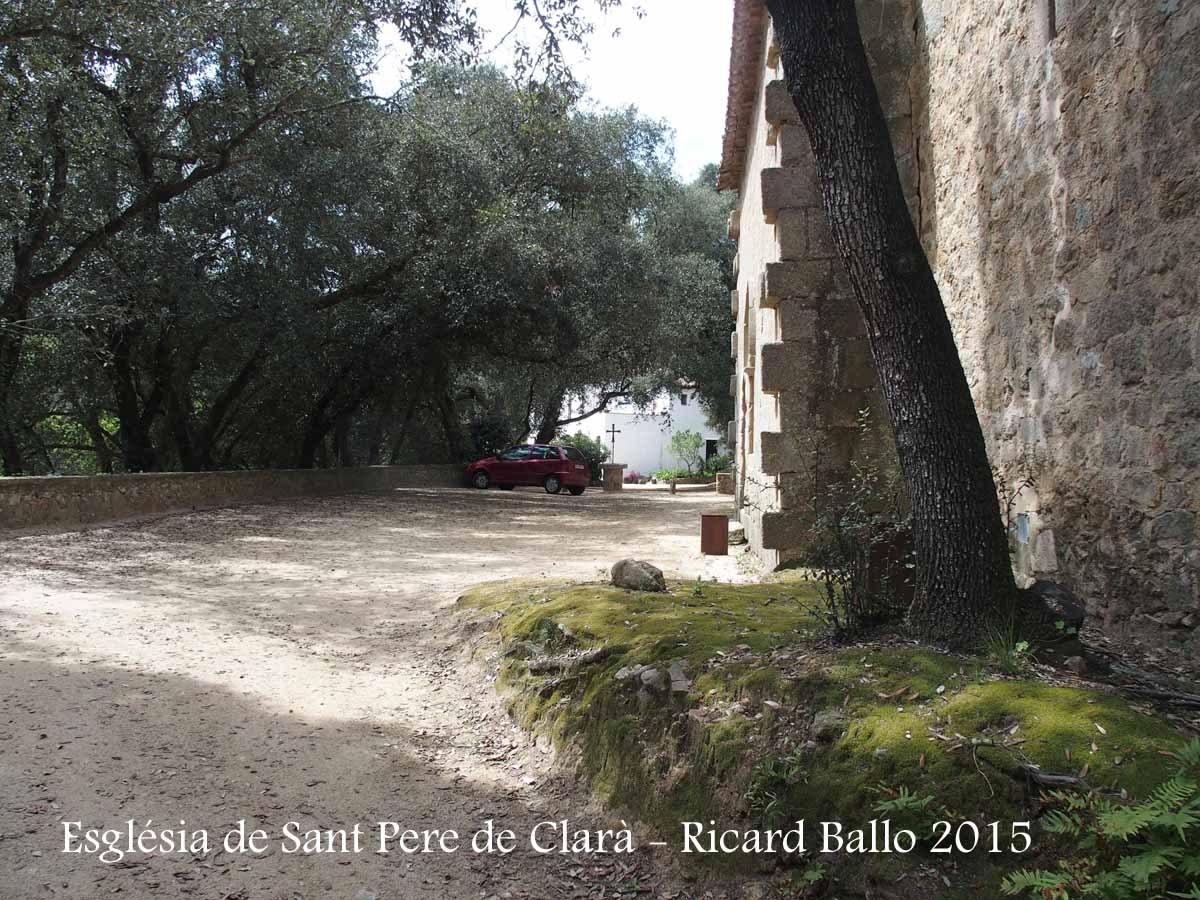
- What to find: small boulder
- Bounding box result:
[639,667,667,691]
[1023,580,1087,634]
[611,559,667,593]
[810,709,845,742]
[668,660,692,693]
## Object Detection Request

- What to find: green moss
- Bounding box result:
[460,580,1190,894]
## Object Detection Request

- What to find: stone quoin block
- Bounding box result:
[775,208,807,261]
[730,329,738,360]
[777,299,818,343]
[838,338,879,391]
[761,510,813,551]
[730,288,739,317]
[764,79,801,127]
[807,209,836,259]
[761,167,821,224]
[760,431,803,476]
[777,125,815,172]
[764,260,836,308]
[727,208,741,240]
[729,374,738,398]
[814,388,870,430]
[760,342,812,396]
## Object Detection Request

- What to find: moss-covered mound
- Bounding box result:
[459,579,1188,897]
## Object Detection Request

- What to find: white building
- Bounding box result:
[566,388,725,479]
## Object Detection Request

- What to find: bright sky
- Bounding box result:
[372,1,734,184]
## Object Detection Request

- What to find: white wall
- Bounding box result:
[564,389,724,478]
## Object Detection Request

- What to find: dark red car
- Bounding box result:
[466,444,589,495]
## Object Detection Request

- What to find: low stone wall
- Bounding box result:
[0,465,465,532]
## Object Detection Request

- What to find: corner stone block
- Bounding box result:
[776,208,807,261]
[838,338,879,391]
[765,260,835,308]
[814,389,869,429]
[807,209,836,259]
[761,342,811,396]
[760,431,803,475]
[764,79,800,126]
[730,288,739,317]
[762,510,812,551]
[730,329,738,360]
[761,167,820,224]
[778,298,818,343]
[778,124,814,171]
[729,373,738,398]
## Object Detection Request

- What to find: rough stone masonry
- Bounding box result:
[718,0,1199,656]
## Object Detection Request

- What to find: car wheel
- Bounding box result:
[568,486,585,496]
[499,484,515,491]
[472,470,490,490]
[543,475,562,495]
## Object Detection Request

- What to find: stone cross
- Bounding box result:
[607,424,621,461]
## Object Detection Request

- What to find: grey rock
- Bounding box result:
[1025,580,1087,632]
[611,559,667,593]
[1155,611,1187,627]
[1150,510,1195,546]
[669,660,692,693]
[811,709,845,742]
[639,668,666,691]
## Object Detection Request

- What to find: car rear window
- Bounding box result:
[563,447,583,461]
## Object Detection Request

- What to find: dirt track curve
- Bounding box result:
[0,486,745,899]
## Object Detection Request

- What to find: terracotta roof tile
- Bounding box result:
[717,0,768,192]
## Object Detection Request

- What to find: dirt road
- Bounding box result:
[0,487,744,899]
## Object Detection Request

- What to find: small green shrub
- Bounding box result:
[986,613,1034,674]
[1001,738,1200,900]
[704,452,733,475]
[651,467,691,482]
[789,407,912,638]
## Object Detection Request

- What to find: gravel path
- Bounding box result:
[0,487,745,899]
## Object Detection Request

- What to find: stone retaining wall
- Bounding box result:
[0,465,465,532]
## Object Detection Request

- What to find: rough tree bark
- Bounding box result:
[765,0,1016,648]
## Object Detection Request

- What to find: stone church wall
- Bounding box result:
[914,0,1199,651]
[723,0,1198,653]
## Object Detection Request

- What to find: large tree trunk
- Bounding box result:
[534,385,567,444]
[0,285,31,475]
[766,0,1015,648]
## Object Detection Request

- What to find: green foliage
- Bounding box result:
[554,432,608,483]
[704,452,733,475]
[0,10,732,475]
[871,785,944,842]
[1001,739,1200,900]
[668,429,705,475]
[986,613,1035,674]
[788,407,912,637]
[651,467,692,482]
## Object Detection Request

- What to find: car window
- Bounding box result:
[499,446,532,461]
[563,447,583,461]
[534,447,560,460]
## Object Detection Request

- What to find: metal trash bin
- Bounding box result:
[701,514,729,556]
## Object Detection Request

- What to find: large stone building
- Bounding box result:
[720,0,1199,653]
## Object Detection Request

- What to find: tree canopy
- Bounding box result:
[0,0,730,474]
